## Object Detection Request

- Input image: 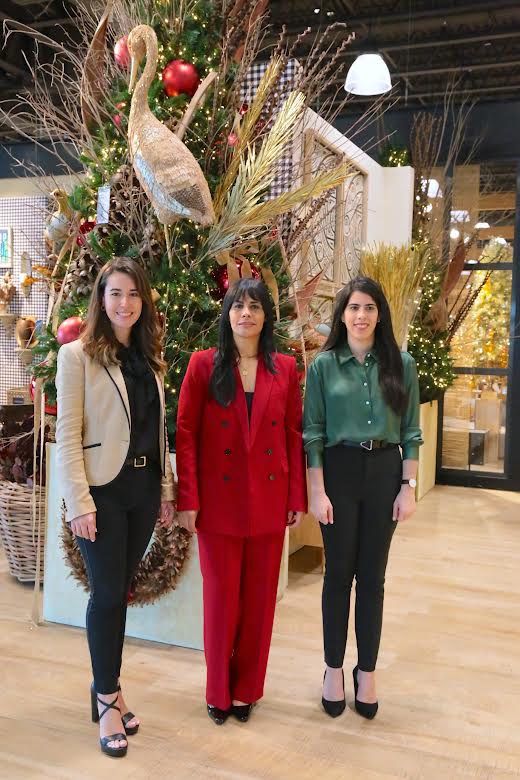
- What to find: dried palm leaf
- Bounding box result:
[213,57,285,215]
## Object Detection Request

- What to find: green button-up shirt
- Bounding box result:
[303,346,423,467]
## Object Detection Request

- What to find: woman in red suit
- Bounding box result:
[176,278,307,725]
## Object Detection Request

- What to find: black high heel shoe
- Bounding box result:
[207,705,230,725]
[231,703,254,722]
[90,685,128,758]
[321,669,346,718]
[117,684,139,736]
[352,665,378,720]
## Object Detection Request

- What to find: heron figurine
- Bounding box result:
[127,25,215,262]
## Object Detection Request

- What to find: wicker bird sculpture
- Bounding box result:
[127,25,215,236]
[44,189,73,250]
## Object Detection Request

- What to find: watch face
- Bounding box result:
[409,479,417,488]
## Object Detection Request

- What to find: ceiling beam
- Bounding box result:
[365,0,519,25]
[0,57,27,78]
[351,59,520,81]
[32,17,75,29]
[337,83,520,103]
[299,0,520,28]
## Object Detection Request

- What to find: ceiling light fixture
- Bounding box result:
[344,50,392,96]
[474,221,490,229]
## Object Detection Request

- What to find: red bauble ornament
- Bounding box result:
[211,260,261,301]
[112,101,126,129]
[114,35,130,68]
[29,368,57,416]
[76,220,96,247]
[57,316,84,346]
[161,60,200,97]
[227,132,238,146]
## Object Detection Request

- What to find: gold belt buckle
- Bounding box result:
[133,456,147,468]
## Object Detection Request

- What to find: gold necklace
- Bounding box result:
[239,355,258,377]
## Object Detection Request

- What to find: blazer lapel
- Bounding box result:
[104,364,131,432]
[154,372,166,473]
[249,357,274,448]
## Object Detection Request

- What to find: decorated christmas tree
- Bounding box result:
[0,1,361,604]
[9,0,353,438]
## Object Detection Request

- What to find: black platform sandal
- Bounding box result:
[117,684,139,736]
[90,684,128,758]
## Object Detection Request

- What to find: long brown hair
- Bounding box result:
[81,257,166,374]
[323,276,407,416]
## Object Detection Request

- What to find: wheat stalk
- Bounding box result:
[360,243,429,347]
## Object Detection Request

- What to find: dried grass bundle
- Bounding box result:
[360,243,429,347]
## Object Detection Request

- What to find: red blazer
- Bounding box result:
[176,348,307,537]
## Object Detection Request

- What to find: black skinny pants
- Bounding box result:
[321,444,402,672]
[76,465,161,694]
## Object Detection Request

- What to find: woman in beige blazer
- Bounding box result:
[56,257,174,758]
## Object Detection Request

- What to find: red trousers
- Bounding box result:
[197,530,285,710]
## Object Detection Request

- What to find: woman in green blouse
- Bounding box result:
[303,276,422,720]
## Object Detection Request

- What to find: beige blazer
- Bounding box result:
[55,339,175,522]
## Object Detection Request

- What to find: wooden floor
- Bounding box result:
[1,485,520,780]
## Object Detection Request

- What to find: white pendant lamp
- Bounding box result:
[344,52,392,96]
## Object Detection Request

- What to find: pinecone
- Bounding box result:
[62,246,101,301]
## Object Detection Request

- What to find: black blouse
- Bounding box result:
[245,391,254,424]
[118,343,160,468]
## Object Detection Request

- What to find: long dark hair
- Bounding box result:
[210,278,277,407]
[323,276,407,415]
[81,257,166,374]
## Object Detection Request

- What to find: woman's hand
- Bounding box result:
[70,511,97,541]
[176,509,198,533]
[287,511,304,528]
[157,500,174,528]
[392,486,416,522]
[310,491,334,525]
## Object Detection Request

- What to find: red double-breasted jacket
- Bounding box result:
[176,348,307,537]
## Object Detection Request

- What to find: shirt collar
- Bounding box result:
[337,344,378,365]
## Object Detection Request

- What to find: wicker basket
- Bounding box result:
[0,481,46,582]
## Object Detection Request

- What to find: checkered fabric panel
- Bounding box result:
[241,59,299,198]
[0,196,49,403]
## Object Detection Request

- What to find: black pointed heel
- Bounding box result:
[207,704,230,725]
[321,669,346,718]
[90,685,128,757]
[352,665,378,720]
[231,703,254,722]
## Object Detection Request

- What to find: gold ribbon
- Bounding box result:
[215,240,280,321]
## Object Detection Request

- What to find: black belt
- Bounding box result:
[341,440,398,451]
[124,455,148,468]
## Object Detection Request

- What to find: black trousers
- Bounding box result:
[76,465,161,694]
[321,444,402,672]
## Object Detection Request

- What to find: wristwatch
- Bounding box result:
[401,478,417,488]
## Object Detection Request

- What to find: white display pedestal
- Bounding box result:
[43,444,203,649]
[416,400,438,501]
[43,444,289,648]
